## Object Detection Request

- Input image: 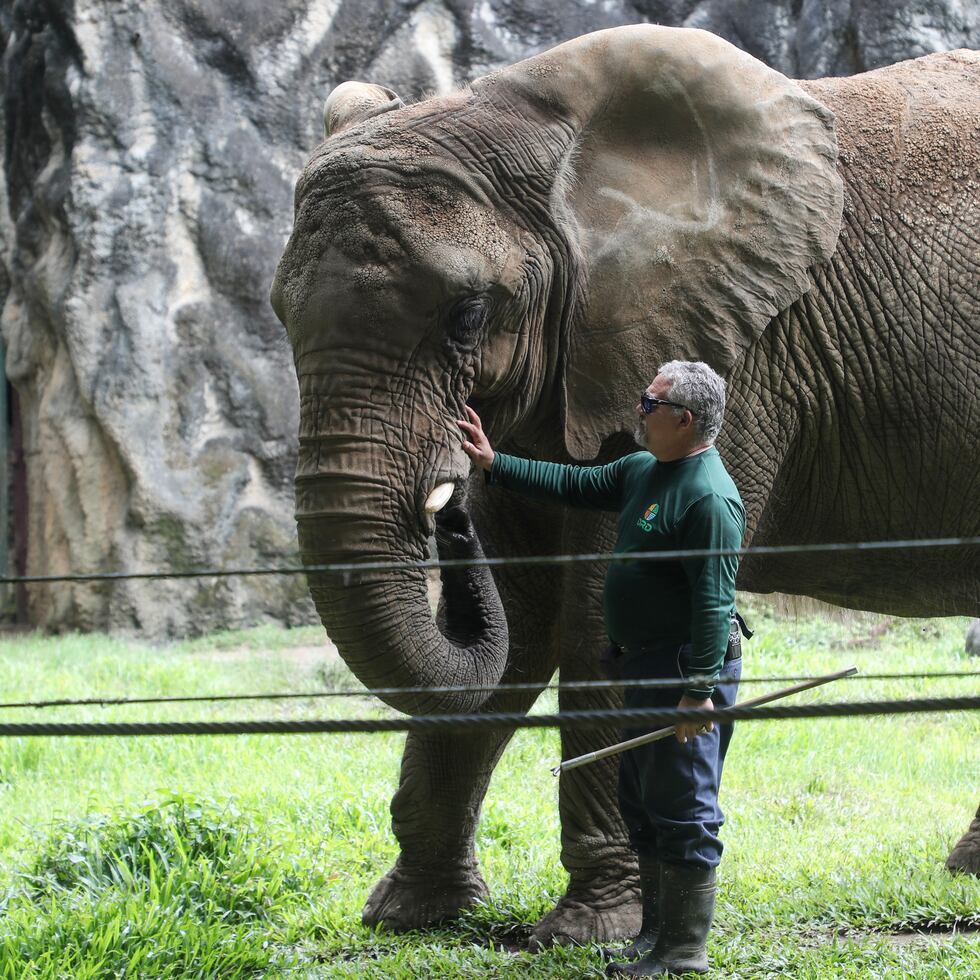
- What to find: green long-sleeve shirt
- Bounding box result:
[489,449,745,698]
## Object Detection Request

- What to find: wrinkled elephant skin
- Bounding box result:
[271,27,980,944]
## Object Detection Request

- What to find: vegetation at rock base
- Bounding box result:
[0,602,977,977]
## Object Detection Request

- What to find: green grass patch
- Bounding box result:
[2,794,312,978]
[0,610,977,977]
[175,623,326,655]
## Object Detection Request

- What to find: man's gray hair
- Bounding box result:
[657,361,727,443]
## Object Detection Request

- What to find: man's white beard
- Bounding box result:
[633,422,647,449]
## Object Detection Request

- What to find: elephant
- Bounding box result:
[271,26,980,945]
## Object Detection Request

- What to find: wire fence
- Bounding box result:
[0,695,977,738]
[2,534,977,737]
[3,535,979,585]
[2,669,979,713]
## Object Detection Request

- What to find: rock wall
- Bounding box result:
[1,0,976,635]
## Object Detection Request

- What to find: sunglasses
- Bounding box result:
[640,393,691,414]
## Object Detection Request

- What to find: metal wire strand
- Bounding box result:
[2,535,979,585]
[2,669,979,712]
[0,695,977,737]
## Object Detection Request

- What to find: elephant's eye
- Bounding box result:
[449,297,489,340]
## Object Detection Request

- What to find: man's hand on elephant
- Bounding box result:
[457,405,495,471]
[675,695,714,743]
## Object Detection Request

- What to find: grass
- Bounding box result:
[0,601,977,977]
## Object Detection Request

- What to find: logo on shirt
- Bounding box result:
[636,502,659,532]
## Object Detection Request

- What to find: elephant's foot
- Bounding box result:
[946,814,980,876]
[362,861,489,930]
[529,873,641,948]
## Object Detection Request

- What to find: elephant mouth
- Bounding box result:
[427,485,488,646]
[419,474,464,541]
[298,469,509,715]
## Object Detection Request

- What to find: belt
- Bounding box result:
[617,611,752,660]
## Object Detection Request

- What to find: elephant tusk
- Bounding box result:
[424,482,455,514]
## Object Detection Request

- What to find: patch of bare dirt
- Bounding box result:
[882,924,980,946]
[788,924,980,951]
[802,925,980,948]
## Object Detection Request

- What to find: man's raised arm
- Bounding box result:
[457,406,627,511]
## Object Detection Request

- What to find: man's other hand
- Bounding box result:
[675,695,714,743]
[457,405,495,471]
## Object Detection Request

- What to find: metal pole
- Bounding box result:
[551,665,859,776]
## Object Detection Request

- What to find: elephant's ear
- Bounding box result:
[476,26,843,459]
[322,81,404,137]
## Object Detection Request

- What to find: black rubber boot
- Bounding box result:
[606,863,716,977]
[599,856,660,961]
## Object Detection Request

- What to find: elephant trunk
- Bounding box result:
[295,432,509,715]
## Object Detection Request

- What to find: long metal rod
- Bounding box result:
[551,665,859,776]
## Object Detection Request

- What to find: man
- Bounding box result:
[458,360,746,977]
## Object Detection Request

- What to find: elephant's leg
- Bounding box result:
[362,491,563,931]
[946,803,980,876]
[363,720,539,929]
[530,512,641,947]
